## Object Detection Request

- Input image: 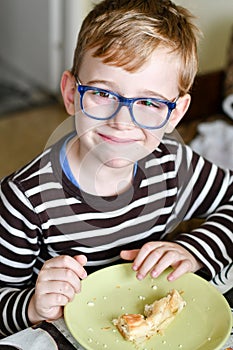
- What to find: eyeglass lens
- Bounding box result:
[81,88,170,128]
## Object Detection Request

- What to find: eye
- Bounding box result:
[93,90,116,100]
[138,99,162,109]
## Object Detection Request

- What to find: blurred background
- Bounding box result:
[0,0,233,178]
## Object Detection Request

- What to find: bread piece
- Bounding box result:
[145,289,186,334]
[114,314,151,342]
[113,289,185,343]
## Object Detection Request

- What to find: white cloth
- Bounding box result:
[0,328,58,350]
[190,120,233,170]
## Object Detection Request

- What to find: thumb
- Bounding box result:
[120,249,139,261]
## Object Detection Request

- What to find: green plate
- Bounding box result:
[64,263,232,350]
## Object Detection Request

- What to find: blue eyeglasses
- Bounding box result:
[76,79,177,130]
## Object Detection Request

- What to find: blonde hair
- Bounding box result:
[71,0,201,95]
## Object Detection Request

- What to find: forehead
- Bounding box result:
[78,48,180,97]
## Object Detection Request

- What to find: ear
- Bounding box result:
[165,93,191,133]
[60,70,76,115]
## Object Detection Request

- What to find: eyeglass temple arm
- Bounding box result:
[75,76,82,85]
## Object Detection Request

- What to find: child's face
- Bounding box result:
[62,48,190,169]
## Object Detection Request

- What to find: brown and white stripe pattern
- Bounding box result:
[1,135,232,337]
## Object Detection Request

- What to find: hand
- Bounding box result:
[28,255,87,324]
[120,241,203,281]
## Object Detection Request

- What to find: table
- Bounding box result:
[0,292,232,350]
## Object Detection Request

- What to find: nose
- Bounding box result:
[108,105,134,129]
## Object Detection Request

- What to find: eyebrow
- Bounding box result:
[83,79,169,100]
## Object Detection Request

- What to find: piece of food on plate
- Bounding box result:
[145,288,186,333]
[115,313,151,341]
[113,289,186,343]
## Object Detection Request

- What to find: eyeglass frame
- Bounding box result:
[75,78,178,130]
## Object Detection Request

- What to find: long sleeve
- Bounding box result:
[0,288,35,337]
[170,143,233,291]
[1,175,41,338]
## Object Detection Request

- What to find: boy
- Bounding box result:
[1,0,232,338]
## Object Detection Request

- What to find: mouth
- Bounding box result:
[98,133,137,144]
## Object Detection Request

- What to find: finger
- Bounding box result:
[132,242,163,271]
[168,259,193,281]
[120,249,139,262]
[37,268,82,294]
[43,255,87,280]
[37,291,69,311]
[150,250,181,278]
[37,280,78,301]
[135,247,165,280]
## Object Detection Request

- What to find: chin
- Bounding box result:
[104,158,134,168]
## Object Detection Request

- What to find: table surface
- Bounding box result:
[0,290,232,350]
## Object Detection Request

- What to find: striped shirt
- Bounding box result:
[1,134,233,337]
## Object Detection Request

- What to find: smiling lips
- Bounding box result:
[98,133,137,144]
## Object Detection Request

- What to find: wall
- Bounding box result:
[171,0,233,73]
[63,0,93,71]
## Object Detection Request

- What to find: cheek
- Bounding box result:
[74,111,100,137]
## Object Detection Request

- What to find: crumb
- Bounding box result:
[101,326,112,331]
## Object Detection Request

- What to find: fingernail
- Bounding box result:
[132,265,138,271]
[168,274,175,281]
[151,271,158,278]
[136,273,144,280]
